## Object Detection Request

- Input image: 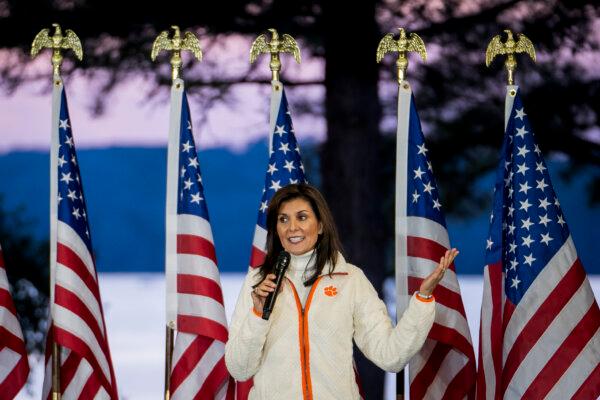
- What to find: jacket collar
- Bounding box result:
[320,252,350,276]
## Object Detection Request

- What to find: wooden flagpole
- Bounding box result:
[164,324,174,400]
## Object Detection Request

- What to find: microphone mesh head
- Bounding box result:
[276,251,291,271]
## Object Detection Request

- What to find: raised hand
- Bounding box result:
[418,248,459,297]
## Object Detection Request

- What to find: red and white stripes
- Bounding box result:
[0,246,29,398]
[250,226,267,269]
[405,217,477,399]
[43,221,118,399]
[170,215,233,399]
[477,237,600,399]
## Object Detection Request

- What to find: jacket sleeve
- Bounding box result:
[352,268,435,373]
[225,269,272,381]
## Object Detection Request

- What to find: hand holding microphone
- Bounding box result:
[251,251,291,320]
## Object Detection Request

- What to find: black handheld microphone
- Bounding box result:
[262,250,291,320]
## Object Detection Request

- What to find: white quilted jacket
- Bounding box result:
[225,254,435,399]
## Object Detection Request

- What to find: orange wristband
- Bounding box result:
[252,307,263,317]
[415,292,435,303]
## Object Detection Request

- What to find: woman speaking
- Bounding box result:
[225,184,457,399]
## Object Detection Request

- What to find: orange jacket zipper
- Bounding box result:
[286,276,324,400]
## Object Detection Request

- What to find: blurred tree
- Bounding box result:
[0,0,599,397]
[0,197,49,354]
[383,0,600,216]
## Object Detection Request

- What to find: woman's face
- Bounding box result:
[276,198,323,256]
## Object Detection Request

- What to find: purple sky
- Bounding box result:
[3,26,599,154]
[0,35,326,154]
[0,77,326,154]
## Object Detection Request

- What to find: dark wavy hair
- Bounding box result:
[259,183,344,286]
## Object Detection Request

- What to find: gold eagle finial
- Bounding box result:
[486,29,536,85]
[151,26,203,82]
[31,23,83,77]
[250,28,301,81]
[377,28,427,84]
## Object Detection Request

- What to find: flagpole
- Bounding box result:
[395,82,412,400]
[485,32,536,327]
[163,324,174,400]
[485,29,535,131]
[50,76,62,400]
[32,23,83,399]
[377,27,427,400]
[505,85,518,128]
[51,342,61,400]
[250,28,300,154]
[163,79,183,400]
[151,26,203,400]
[269,80,283,153]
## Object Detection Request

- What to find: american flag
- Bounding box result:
[396,84,476,399]
[42,83,118,399]
[248,85,306,269]
[477,87,600,399]
[0,244,30,398]
[165,81,233,399]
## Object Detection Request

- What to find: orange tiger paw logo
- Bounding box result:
[324,285,337,297]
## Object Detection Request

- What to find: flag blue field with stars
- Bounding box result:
[249,88,306,268]
[406,94,446,227]
[485,90,571,304]
[176,92,210,220]
[57,89,94,252]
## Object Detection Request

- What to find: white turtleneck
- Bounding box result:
[285,249,317,307]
